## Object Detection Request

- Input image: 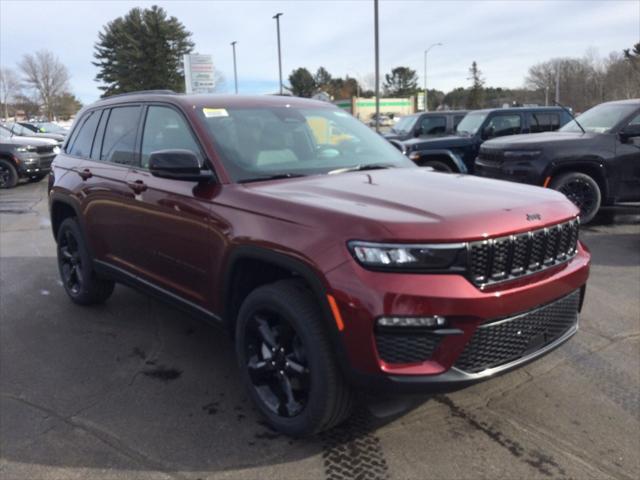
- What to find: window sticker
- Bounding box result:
[203,108,229,118]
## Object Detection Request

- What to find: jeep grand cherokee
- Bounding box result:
[49,91,590,436]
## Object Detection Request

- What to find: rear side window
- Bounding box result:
[528,113,560,133]
[141,106,203,168]
[67,111,101,158]
[101,106,142,165]
[419,116,446,135]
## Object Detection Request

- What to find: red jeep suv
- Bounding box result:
[49,92,590,436]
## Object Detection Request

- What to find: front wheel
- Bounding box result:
[422,160,454,173]
[550,172,601,224]
[0,159,18,189]
[57,218,115,305]
[235,279,354,436]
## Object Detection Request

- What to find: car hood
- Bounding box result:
[402,134,472,151]
[239,168,578,242]
[1,135,58,147]
[483,131,602,149]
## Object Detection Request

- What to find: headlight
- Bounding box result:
[503,150,541,159]
[348,241,467,271]
[16,145,37,153]
[408,151,420,161]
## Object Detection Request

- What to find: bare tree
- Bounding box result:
[19,50,70,120]
[0,67,22,119]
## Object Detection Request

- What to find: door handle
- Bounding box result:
[78,168,92,180]
[127,179,147,194]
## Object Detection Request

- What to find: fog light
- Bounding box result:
[377,315,447,328]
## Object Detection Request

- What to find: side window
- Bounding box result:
[453,115,466,130]
[90,109,109,160]
[628,113,640,126]
[484,114,522,138]
[101,106,141,165]
[528,113,560,133]
[419,116,446,135]
[68,111,101,158]
[141,106,203,168]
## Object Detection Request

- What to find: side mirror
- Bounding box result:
[413,127,422,137]
[619,124,640,142]
[482,125,495,139]
[148,150,213,182]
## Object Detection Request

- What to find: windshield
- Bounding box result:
[37,122,67,133]
[198,105,415,183]
[0,126,11,139]
[560,103,638,134]
[392,115,417,134]
[456,112,487,135]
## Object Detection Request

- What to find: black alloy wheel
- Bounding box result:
[0,159,18,189]
[552,172,601,224]
[244,310,310,418]
[58,227,84,296]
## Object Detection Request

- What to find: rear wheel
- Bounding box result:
[56,218,115,305]
[422,160,454,173]
[550,172,601,224]
[0,159,18,189]
[236,279,354,436]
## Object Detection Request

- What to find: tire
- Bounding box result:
[422,160,454,173]
[235,279,354,436]
[0,159,18,189]
[56,217,115,305]
[550,172,601,224]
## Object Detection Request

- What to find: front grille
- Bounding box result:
[36,145,54,154]
[375,332,441,364]
[477,148,504,166]
[468,219,579,287]
[454,290,579,373]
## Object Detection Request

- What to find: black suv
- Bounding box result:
[0,125,59,188]
[383,110,468,142]
[400,107,571,173]
[475,99,640,223]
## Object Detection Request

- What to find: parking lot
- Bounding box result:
[0,180,638,480]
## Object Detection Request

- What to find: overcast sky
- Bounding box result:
[1,0,639,103]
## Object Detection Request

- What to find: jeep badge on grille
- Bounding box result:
[526,213,542,221]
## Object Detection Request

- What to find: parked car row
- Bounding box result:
[0,121,67,188]
[391,100,640,223]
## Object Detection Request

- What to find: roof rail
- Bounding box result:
[102,89,177,100]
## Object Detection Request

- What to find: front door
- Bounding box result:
[615,113,640,200]
[125,104,220,308]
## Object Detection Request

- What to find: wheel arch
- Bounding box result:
[222,246,350,369]
[546,161,609,201]
[414,149,467,173]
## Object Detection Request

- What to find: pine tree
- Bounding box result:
[383,67,418,96]
[288,68,316,97]
[93,5,194,96]
[466,61,485,109]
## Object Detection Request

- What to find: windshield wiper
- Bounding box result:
[328,163,394,175]
[553,100,585,134]
[238,173,307,184]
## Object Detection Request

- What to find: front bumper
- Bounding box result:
[16,153,55,178]
[326,244,590,392]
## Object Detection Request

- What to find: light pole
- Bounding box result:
[230,41,238,94]
[423,42,442,111]
[273,13,284,95]
[374,0,380,132]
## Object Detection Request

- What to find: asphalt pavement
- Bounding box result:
[1,180,638,480]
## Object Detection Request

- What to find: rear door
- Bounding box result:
[125,103,218,307]
[75,105,142,268]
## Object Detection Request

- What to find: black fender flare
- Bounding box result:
[413,149,468,173]
[544,159,609,198]
[222,245,351,372]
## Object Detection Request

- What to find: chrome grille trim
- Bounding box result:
[467,218,579,288]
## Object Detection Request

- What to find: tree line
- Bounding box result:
[289,43,640,112]
[0,51,82,121]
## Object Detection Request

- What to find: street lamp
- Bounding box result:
[424,42,442,111]
[273,13,284,95]
[373,0,380,132]
[230,41,238,94]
